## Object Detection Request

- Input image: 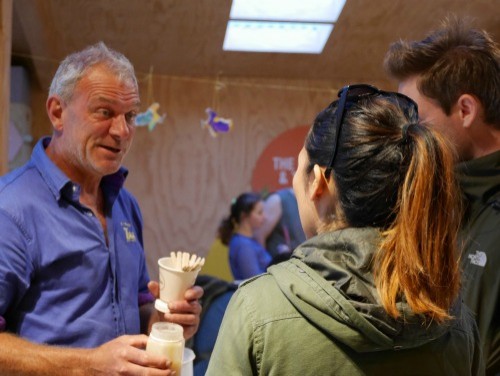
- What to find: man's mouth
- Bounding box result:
[101,145,121,154]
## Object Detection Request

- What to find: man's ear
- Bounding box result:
[456,94,479,129]
[46,96,64,132]
[309,164,328,201]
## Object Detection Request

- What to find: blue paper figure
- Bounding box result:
[135,102,166,131]
[200,108,233,137]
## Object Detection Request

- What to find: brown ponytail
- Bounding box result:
[375,124,462,322]
[306,92,463,323]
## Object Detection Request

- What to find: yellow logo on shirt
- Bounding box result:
[121,222,137,243]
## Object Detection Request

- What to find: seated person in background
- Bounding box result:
[0,42,202,375]
[207,84,483,375]
[254,188,306,260]
[188,275,237,376]
[218,192,272,281]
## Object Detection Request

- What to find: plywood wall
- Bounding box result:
[0,0,12,175]
[124,75,391,280]
[30,74,391,281]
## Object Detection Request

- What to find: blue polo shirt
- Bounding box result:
[0,137,151,347]
[229,233,272,281]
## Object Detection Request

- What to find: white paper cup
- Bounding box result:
[155,257,199,313]
[182,348,196,376]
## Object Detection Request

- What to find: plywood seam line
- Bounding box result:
[11,52,338,94]
[146,65,154,105]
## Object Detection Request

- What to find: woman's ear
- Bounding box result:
[309,164,328,201]
[46,96,65,132]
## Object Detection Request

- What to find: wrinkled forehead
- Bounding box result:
[87,64,138,89]
[78,66,137,92]
[74,67,141,108]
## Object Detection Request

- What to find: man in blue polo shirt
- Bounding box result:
[0,42,202,375]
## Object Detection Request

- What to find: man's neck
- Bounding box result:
[467,122,500,160]
[79,185,104,211]
[45,139,103,199]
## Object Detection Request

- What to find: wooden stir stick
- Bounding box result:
[169,251,205,272]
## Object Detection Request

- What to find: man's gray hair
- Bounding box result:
[49,42,138,102]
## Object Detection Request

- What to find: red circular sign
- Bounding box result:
[251,126,309,193]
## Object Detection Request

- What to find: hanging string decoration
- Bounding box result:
[134,66,166,131]
[200,107,233,137]
[135,102,166,131]
[200,74,233,137]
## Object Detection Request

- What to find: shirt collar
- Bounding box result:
[32,136,129,205]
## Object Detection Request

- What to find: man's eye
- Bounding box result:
[97,108,111,117]
[125,112,137,125]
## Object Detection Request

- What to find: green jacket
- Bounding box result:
[207,228,484,375]
[457,150,500,375]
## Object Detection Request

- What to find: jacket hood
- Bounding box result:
[268,227,458,353]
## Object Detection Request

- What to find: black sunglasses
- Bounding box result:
[324,84,419,179]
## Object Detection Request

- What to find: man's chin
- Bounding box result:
[94,162,122,177]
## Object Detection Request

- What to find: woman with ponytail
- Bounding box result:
[218,192,272,281]
[208,84,483,375]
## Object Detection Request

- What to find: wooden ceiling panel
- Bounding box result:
[11,0,500,91]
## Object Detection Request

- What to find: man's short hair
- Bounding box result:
[384,17,500,127]
[49,42,138,103]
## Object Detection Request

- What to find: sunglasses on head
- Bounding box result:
[323,84,419,179]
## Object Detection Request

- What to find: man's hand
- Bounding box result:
[86,335,174,375]
[0,332,175,376]
[148,281,203,340]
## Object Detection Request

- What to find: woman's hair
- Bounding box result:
[304,90,462,323]
[218,192,262,245]
[49,41,138,103]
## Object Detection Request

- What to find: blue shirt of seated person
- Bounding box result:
[229,233,272,281]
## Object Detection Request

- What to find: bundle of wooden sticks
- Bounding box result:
[169,251,205,272]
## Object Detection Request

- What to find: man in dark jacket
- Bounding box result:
[384,17,500,374]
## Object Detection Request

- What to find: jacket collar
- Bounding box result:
[457,150,500,206]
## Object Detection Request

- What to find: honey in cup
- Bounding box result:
[146,322,185,375]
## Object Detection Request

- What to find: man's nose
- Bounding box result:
[110,114,131,138]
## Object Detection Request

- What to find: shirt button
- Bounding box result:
[72,185,77,192]
[86,211,93,217]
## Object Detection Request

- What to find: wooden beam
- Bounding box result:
[13,0,62,93]
[0,0,13,175]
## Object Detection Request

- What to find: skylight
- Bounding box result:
[229,0,346,23]
[223,0,346,54]
[223,21,334,54]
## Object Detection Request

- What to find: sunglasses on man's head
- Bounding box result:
[323,84,419,179]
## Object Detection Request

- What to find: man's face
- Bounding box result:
[398,76,468,159]
[56,65,140,179]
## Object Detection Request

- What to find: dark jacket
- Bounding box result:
[458,150,500,374]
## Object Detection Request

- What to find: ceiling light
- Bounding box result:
[229,0,346,23]
[223,21,334,54]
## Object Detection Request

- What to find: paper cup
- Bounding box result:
[182,348,196,376]
[155,257,199,313]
